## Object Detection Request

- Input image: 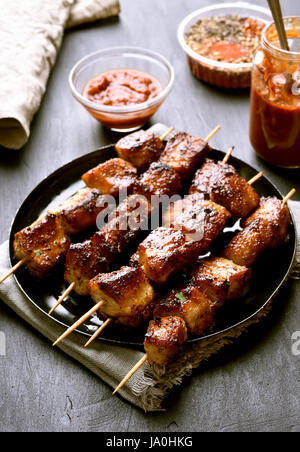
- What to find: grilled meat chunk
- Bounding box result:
[189,158,259,217]
[14,214,71,279]
[222,218,272,267]
[189,158,237,198]
[49,188,105,235]
[64,231,118,296]
[190,257,252,305]
[82,158,138,196]
[222,197,290,267]
[133,162,182,201]
[138,227,202,285]
[144,316,188,365]
[101,194,151,253]
[89,266,156,318]
[242,197,290,246]
[211,172,260,218]
[163,194,231,242]
[64,240,110,296]
[154,286,216,335]
[115,130,165,172]
[159,132,210,181]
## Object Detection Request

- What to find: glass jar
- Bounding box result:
[249,17,300,168]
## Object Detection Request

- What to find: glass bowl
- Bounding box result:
[177,2,271,89]
[69,47,175,132]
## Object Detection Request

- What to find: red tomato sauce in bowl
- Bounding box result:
[83,69,162,107]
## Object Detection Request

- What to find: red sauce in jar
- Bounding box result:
[250,85,300,168]
[249,18,300,168]
[83,69,162,107]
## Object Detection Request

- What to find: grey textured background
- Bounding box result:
[0,0,299,432]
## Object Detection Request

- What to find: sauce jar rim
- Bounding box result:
[262,16,300,61]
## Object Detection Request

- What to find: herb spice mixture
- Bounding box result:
[185,15,265,64]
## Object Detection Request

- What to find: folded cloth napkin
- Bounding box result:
[0,0,120,150]
[0,202,299,412]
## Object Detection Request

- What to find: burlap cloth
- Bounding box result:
[0,0,120,150]
[0,201,299,412]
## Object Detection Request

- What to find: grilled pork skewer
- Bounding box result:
[112,189,295,394]
[52,127,222,344]
[222,195,293,267]
[82,126,175,193]
[189,156,262,218]
[50,126,221,315]
[1,127,175,286]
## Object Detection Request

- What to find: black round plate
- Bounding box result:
[9,146,297,349]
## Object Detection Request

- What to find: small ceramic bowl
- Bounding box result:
[69,46,175,132]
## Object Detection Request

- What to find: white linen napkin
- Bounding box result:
[0,202,298,411]
[0,0,120,150]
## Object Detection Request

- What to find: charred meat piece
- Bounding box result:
[64,231,118,296]
[115,130,165,172]
[222,197,290,267]
[14,214,71,279]
[133,162,182,201]
[154,286,216,336]
[89,266,156,318]
[49,188,105,235]
[242,197,291,246]
[101,194,151,253]
[64,240,110,296]
[189,158,237,198]
[159,132,210,181]
[211,172,260,218]
[163,194,231,243]
[144,316,188,365]
[82,158,138,196]
[190,256,252,305]
[189,159,259,218]
[222,218,273,267]
[138,227,202,285]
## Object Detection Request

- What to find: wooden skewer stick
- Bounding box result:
[48,282,75,315]
[0,259,25,285]
[113,354,148,395]
[205,125,221,143]
[84,318,112,348]
[52,301,104,347]
[248,171,264,186]
[283,188,296,205]
[160,126,174,141]
[222,146,234,164]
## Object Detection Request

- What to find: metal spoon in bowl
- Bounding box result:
[267,0,289,51]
